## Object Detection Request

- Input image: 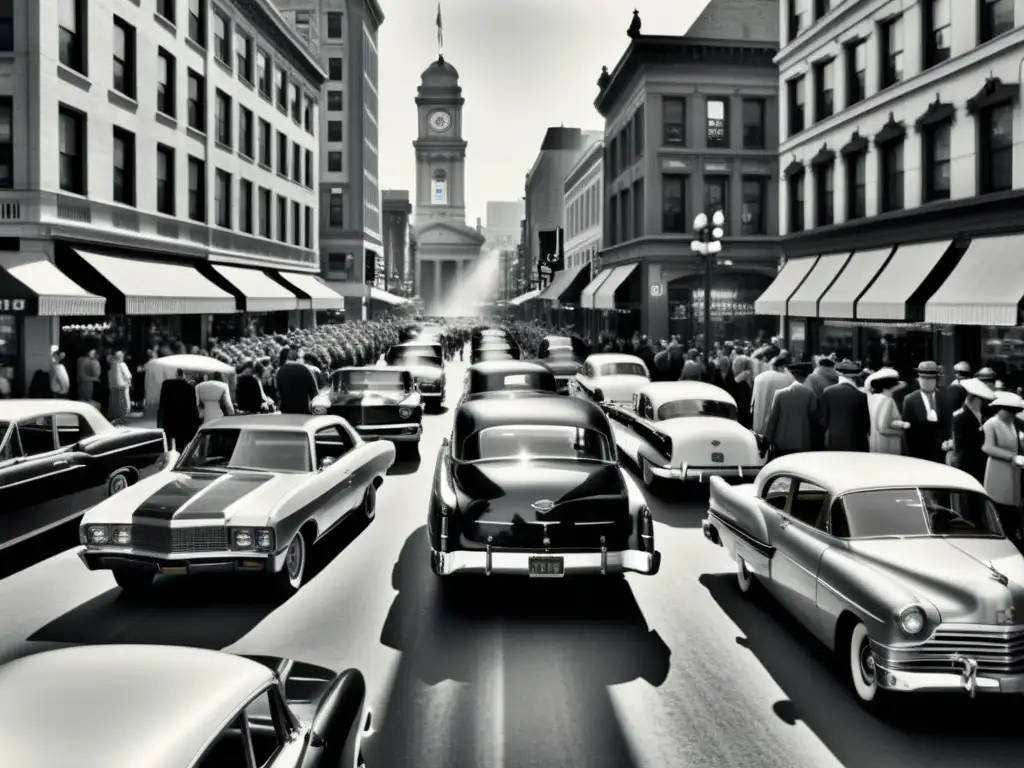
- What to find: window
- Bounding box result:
[329,191,344,226]
[328,120,343,142]
[275,67,287,110]
[257,50,271,98]
[59,107,85,194]
[787,76,805,135]
[304,99,315,133]
[740,177,766,235]
[741,99,765,149]
[705,176,728,220]
[112,17,136,98]
[705,99,727,148]
[188,0,205,45]
[291,200,300,245]
[980,104,1013,194]
[291,143,301,182]
[788,0,809,40]
[215,169,230,227]
[662,98,685,145]
[112,128,135,205]
[329,57,343,81]
[924,122,951,201]
[815,162,834,226]
[327,12,343,39]
[276,195,287,242]
[276,131,287,176]
[188,157,205,222]
[981,0,1014,42]
[328,151,343,172]
[215,90,231,146]
[328,253,354,278]
[634,105,645,157]
[0,0,11,52]
[187,70,205,132]
[0,98,12,188]
[156,0,174,24]
[212,8,229,64]
[328,91,343,111]
[846,152,866,219]
[294,10,311,42]
[156,144,174,215]
[157,49,175,117]
[880,16,904,89]
[257,187,271,237]
[59,0,85,73]
[880,141,904,212]
[814,58,834,121]
[258,119,271,166]
[814,0,832,19]
[304,149,313,186]
[236,31,251,80]
[788,173,804,232]
[924,0,951,68]
[290,84,301,122]
[661,175,686,232]
[846,39,867,105]
[238,178,252,233]
[243,689,284,768]
[238,106,253,157]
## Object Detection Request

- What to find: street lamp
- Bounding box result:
[691,210,726,364]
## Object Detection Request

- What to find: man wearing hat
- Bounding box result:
[948,377,996,483]
[806,354,839,398]
[751,352,794,439]
[819,359,870,452]
[764,361,820,460]
[901,361,946,463]
[939,361,972,429]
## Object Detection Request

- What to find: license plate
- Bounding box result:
[711,452,724,463]
[528,556,565,577]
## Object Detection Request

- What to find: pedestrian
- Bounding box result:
[276,346,320,414]
[939,360,972,428]
[49,348,70,398]
[751,352,794,438]
[982,391,1024,546]
[948,377,995,483]
[763,361,818,460]
[866,368,907,455]
[679,349,702,381]
[195,372,234,422]
[76,348,101,405]
[901,361,946,463]
[805,354,838,397]
[107,351,133,420]
[728,355,754,430]
[157,368,200,451]
[819,359,870,451]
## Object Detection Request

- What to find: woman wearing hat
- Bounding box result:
[949,378,995,483]
[866,368,909,455]
[982,391,1024,547]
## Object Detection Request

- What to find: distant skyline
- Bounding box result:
[378,0,712,225]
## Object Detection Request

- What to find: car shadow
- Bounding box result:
[0,521,80,580]
[624,463,708,529]
[367,526,670,767]
[388,455,422,476]
[700,573,1024,766]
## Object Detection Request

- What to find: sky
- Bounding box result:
[377,0,712,225]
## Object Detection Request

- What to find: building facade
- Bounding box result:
[758,0,1024,381]
[563,139,604,273]
[382,189,412,296]
[0,0,332,395]
[275,0,393,318]
[590,0,782,343]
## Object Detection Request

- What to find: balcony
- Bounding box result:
[0,190,318,271]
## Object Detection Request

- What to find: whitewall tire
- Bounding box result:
[847,621,881,704]
[108,472,130,496]
[736,557,755,594]
[275,531,307,595]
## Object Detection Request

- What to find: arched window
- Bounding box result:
[431,169,448,205]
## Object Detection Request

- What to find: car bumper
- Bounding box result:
[419,390,443,401]
[650,462,762,482]
[431,547,661,576]
[355,423,422,442]
[78,546,287,575]
[874,662,1024,695]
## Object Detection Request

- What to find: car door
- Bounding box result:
[53,411,109,511]
[311,425,360,532]
[608,393,641,461]
[630,395,671,464]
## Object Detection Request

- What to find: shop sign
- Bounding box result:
[650,284,664,297]
[0,299,26,312]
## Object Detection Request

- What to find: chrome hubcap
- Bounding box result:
[286,537,303,580]
[859,641,875,685]
[110,476,127,493]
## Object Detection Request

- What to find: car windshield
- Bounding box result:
[178,429,311,473]
[840,488,1004,538]
[462,425,614,462]
[332,370,408,392]
[656,399,737,421]
[389,352,441,368]
[599,363,647,377]
[474,373,554,393]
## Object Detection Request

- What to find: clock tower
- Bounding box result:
[413,55,468,224]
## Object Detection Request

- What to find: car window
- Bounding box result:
[246,688,285,767]
[840,488,1003,538]
[315,425,354,466]
[656,399,737,421]
[179,429,312,473]
[462,425,614,462]
[17,417,56,456]
[599,363,647,377]
[762,476,792,510]
[192,714,248,768]
[55,413,94,448]
[830,499,851,538]
[638,395,654,420]
[791,481,828,528]
[0,421,21,462]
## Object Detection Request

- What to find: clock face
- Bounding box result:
[429,111,452,132]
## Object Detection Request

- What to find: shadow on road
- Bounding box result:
[388,456,422,476]
[0,521,80,580]
[624,463,708,529]
[700,572,1024,767]
[368,526,669,767]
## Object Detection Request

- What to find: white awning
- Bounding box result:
[0,255,105,315]
[508,289,540,306]
[857,240,952,320]
[817,248,893,319]
[593,263,638,310]
[580,269,612,309]
[75,251,235,315]
[753,257,818,316]
[369,287,408,306]
[537,263,588,303]
[925,234,1024,326]
[787,252,852,317]
[210,264,300,313]
[276,271,345,310]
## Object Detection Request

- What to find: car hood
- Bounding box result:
[82,469,309,526]
[849,537,1024,623]
[327,391,417,407]
[590,375,649,403]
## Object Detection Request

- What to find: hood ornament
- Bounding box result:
[988,561,1009,586]
[531,499,555,513]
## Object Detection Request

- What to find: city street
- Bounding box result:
[2,364,1024,768]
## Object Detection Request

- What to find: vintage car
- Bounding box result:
[605,381,762,487]
[703,452,1024,706]
[569,353,650,405]
[536,335,587,393]
[427,395,660,579]
[470,345,521,364]
[0,400,169,551]
[311,366,423,454]
[78,413,395,595]
[472,327,515,346]
[0,644,373,768]
[459,360,558,406]
[385,343,445,411]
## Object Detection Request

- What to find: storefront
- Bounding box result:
[580,263,641,342]
[203,263,304,339]
[536,263,591,332]
[275,270,346,324]
[668,272,776,346]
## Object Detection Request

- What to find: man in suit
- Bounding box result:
[819,359,870,451]
[157,368,200,451]
[806,354,839,397]
[751,352,794,438]
[276,347,319,414]
[949,377,995,483]
[902,360,946,463]
[939,361,972,429]
[764,361,819,461]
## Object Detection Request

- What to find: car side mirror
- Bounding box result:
[308,668,367,757]
[320,456,335,471]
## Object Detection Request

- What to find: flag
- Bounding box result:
[436,2,443,50]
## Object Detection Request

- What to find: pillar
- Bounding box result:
[434,261,442,313]
[456,259,463,286]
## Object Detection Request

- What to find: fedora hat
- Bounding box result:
[914,361,942,378]
[977,367,996,382]
[953,361,972,375]
[991,391,1024,411]
[835,359,861,374]
[961,377,995,400]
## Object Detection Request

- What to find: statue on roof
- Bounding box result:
[627,9,642,38]
[597,66,611,89]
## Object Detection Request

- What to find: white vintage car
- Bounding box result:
[604,381,762,487]
[570,353,650,405]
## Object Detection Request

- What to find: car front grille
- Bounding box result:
[890,625,1024,676]
[131,523,228,554]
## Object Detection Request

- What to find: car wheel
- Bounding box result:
[846,621,887,707]
[275,531,307,595]
[736,557,755,594]
[362,484,377,522]
[107,472,131,496]
[113,569,153,593]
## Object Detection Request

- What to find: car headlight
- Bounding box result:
[399,407,412,419]
[83,525,109,545]
[231,527,275,551]
[112,525,132,545]
[897,605,926,635]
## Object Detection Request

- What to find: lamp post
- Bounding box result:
[691,210,726,365]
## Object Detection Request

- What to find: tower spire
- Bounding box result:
[436,1,444,60]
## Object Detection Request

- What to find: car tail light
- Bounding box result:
[638,506,654,552]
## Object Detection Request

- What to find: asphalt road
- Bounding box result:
[2,362,1024,767]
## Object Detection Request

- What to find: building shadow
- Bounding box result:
[700,573,1024,766]
[366,526,670,767]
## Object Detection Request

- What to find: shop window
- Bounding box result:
[923,121,951,201]
[979,104,1013,194]
[981,327,1024,391]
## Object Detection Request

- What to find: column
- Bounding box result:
[434,261,442,312]
[415,259,422,299]
[456,259,463,286]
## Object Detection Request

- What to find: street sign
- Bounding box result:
[650,284,664,297]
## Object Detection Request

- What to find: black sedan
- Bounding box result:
[385,343,446,411]
[427,395,661,579]
[458,360,558,406]
[535,336,588,393]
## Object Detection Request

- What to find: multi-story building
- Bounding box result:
[276,0,396,319]
[0,0,331,395]
[382,189,412,296]
[757,0,1024,379]
[591,1,782,342]
[482,199,525,249]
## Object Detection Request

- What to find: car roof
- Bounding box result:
[0,645,273,768]
[761,452,988,496]
[642,381,735,407]
[0,399,113,426]
[468,360,551,375]
[201,413,340,432]
[585,353,646,366]
[454,395,610,441]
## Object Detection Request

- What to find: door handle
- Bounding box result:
[778,516,790,529]
[53,459,70,468]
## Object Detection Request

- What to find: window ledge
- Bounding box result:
[57,64,91,92]
[155,111,177,129]
[186,125,207,143]
[239,76,255,91]
[215,140,234,153]
[239,152,255,164]
[185,37,207,57]
[153,12,176,35]
[108,89,139,114]
[258,162,272,172]
[214,57,233,77]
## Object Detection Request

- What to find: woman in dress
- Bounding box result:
[982,391,1024,547]
[107,351,132,420]
[866,368,908,455]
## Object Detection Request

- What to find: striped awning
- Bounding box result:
[593,263,638,310]
[925,234,1024,326]
[818,248,893,319]
[787,252,852,317]
[508,289,540,306]
[370,287,408,306]
[753,257,818,316]
[580,269,613,309]
[0,255,105,316]
[856,240,952,321]
[210,264,301,312]
[537,263,588,303]
[276,271,345,310]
